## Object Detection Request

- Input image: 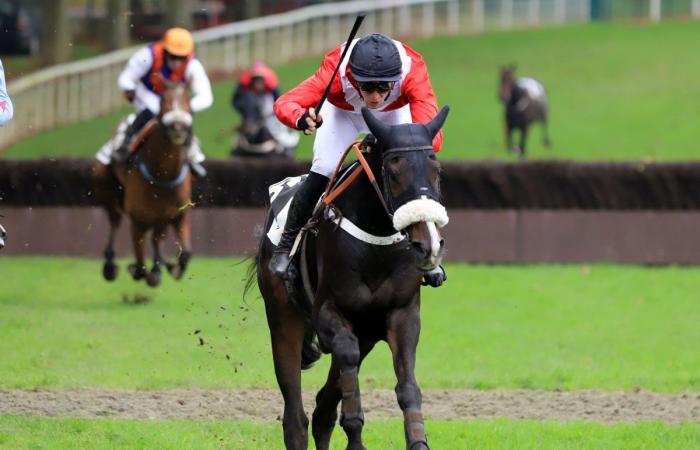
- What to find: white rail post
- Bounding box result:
[650,0,661,22]
[501,0,514,29]
[422,2,436,37]
[554,0,566,23]
[473,0,485,32]
[693,0,700,18]
[528,0,540,25]
[447,0,459,34]
[398,3,411,37]
[380,6,394,37]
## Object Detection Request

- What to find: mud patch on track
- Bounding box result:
[1,388,699,423]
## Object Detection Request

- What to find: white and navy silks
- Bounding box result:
[0,59,14,126]
[97,46,213,165]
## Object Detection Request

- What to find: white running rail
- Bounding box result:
[1,0,593,150]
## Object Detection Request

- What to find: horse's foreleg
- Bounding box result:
[312,339,375,450]
[147,224,166,287]
[128,221,148,281]
[317,302,365,450]
[263,275,309,450]
[169,212,191,280]
[387,301,428,450]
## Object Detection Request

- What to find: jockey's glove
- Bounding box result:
[124,90,135,103]
[360,133,376,151]
[422,265,447,288]
[297,107,323,135]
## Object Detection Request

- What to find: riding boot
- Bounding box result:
[269,172,329,278]
[113,109,155,164]
[186,135,207,179]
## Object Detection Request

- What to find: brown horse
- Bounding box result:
[252,106,450,450]
[94,80,193,287]
[499,65,551,157]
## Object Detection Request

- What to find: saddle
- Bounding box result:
[267,140,402,307]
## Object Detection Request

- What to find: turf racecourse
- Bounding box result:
[6,20,700,161]
[1,257,700,448]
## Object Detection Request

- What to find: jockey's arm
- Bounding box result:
[231,83,246,114]
[118,47,152,102]
[401,49,443,152]
[186,59,213,113]
[273,47,339,130]
[0,59,14,125]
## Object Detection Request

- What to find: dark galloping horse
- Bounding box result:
[94,79,194,287]
[254,106,450,450]
[499,65,550,157]
[232,88,297,158]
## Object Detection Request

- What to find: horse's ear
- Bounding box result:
[361,107,390,144]
[425,105,450,139]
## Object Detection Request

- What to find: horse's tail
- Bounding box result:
[242,251,259,303]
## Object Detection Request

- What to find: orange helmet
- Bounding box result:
[163,27,194,57]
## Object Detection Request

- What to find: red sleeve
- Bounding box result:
[401,45,443,152]
[274,47,341,129]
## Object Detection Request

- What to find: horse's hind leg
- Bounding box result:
[147,223,167,287]
[94,162,122,281]
[128,221,148,281]
[168,212,191,280]
[261,273,309,450]
[316,303,366,450]
[312,339,375,450]
[387,301,429,450]
[518,126,528,159]
[542,118,551,148]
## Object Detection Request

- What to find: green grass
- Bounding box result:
[6,21,700,161]
[1,257,700,391]
[1,416,699,449]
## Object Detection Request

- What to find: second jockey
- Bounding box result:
[97,27,213,178]
[270,33,446,286]
[232,62,280,113]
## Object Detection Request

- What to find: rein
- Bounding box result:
[321,141,393,219]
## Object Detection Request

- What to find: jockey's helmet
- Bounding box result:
[349,33,401,82]
[163,27,194,57]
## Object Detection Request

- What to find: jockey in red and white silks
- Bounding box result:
[0,59,14,126]
[274,35,443,177]
[268,33,445,286]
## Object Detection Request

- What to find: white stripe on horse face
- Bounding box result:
[426,221,441,265]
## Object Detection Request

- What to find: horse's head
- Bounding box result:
[238,90,267,135]
[361,106,450,271]
[499,64,517,103]
[159,77,193,146]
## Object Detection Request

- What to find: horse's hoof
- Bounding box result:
[128,264,147,280]
[146,271,161,287]
[102,262,118,281]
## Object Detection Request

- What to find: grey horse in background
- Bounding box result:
[499,65,551,157]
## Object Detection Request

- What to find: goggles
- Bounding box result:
[357,81,393,94]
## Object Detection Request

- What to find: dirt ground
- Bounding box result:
[1,388,699,423]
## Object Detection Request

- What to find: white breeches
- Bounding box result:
[310,102,412,177]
